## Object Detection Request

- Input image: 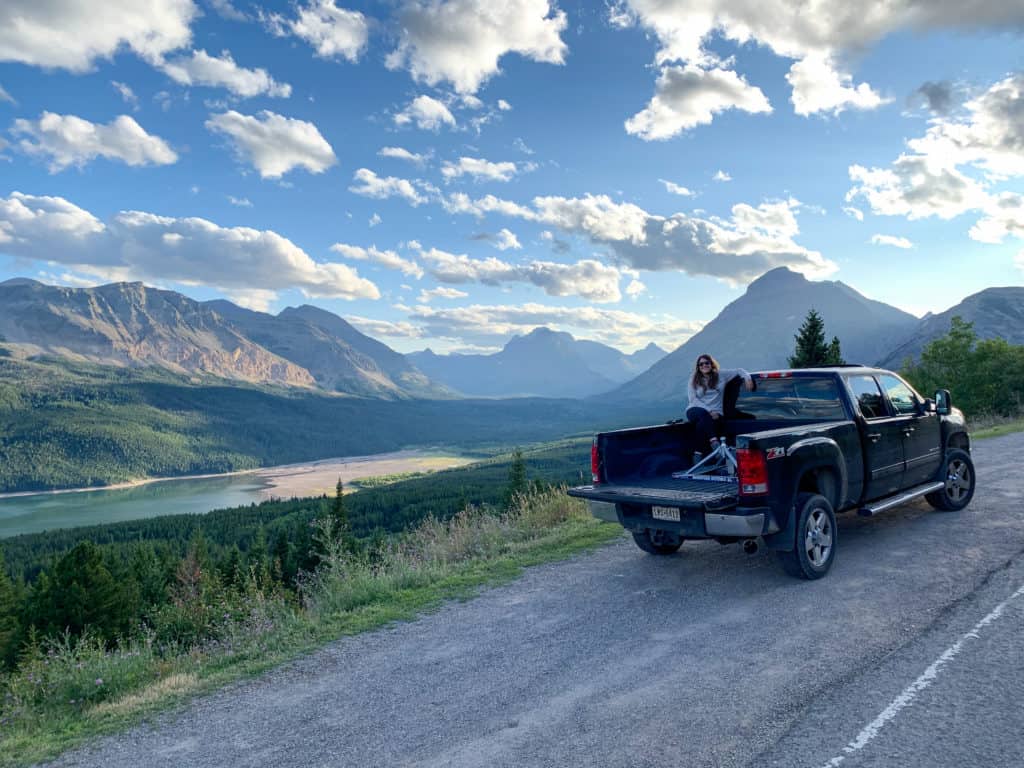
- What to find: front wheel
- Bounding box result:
[777,493,836,580]
[631,529,683,555]
[925,448,975,511]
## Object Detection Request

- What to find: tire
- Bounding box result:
[631,529,683,555]
[777,493,837,580]
[925,448,975,511]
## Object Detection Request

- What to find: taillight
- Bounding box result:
[591,439,601,484]
[737,448,768,495]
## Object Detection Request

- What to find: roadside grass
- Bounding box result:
[970,413,1024,440]
[0,488,621,767]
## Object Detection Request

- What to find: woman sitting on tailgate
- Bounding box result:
[687,354,754,455]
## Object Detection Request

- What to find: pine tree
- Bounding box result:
[331,477,350,542]
[0,551,20,667]
[505,449,527,507]
[26,541,129,643]
[789,309,843,368]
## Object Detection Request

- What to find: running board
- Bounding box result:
[858,481,944,516]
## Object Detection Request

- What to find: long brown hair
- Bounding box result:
[691,354,719,392]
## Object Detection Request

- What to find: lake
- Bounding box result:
[0,450,472,538]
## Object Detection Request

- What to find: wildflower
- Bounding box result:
[95,678,103,686]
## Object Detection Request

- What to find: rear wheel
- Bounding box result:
[925,448,975,511]
[631,529,683,555]
[777,493,836,580]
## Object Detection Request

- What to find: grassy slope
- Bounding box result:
[0,489,622,767]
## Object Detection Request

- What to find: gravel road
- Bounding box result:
[45,432,1024,768]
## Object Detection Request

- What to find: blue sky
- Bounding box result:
[1,1,1022,355]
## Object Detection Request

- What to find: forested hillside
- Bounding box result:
[0,357,665,493]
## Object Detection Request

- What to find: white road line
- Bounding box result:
[818,581,1024,768]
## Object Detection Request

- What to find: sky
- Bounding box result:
[0,1,1022,355]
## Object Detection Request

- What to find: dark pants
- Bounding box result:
[686,407,722,453]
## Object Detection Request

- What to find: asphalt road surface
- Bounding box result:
[46,432,1024,768]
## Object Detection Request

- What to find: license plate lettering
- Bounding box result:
[652,506,681,522]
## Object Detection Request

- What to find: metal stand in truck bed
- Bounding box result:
[671,442,738,483]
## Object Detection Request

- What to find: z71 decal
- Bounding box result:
[766,447,786,460]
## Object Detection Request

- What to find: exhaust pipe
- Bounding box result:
[742,539,759,555]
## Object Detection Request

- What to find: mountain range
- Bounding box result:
[1,270,1022,402]
[605,267,922,402]
[409,328,666,398]
[0,279,444,399]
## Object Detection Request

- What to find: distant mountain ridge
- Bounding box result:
[877,286,1024,368]
[0,279,447,399]
[604,267,920,403]
[408,328,667,398]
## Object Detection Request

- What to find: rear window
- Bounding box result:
[735,376,847,421]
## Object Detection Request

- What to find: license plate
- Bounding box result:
[652,506,681,522]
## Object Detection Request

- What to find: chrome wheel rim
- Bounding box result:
[945,459,971,502]
[804,508,833,568]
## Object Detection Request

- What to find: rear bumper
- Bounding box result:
[583,499,775,539]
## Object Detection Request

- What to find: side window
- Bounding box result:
[878,374,918,416]
[847,375,886,419]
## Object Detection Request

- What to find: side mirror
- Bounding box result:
[935,389,951,416]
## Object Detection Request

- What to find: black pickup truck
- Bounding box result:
[568,366,974,579]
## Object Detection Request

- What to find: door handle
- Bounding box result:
[867,432,881,443]
[902,426,915,435]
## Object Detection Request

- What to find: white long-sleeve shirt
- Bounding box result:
[687,368,752,414]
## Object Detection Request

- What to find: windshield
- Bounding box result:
[735,376,847,421]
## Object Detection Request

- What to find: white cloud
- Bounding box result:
[415,245,625,302]
[842,206,864,221]
[386,0,568,94]
[786,54,888,116]
[111,81,138,109]
[713,170,732,182]
[158,49,292,98]
[418,286,469,302]
[617,0,1024,127]
[495,228,521,250]
[625,65,771,140]
[11,112,178,171]
[0,84,14,104]
[208,0,248,22]
[266,0,369,61]
[227,195,252,207]
[870,234,913,249]
[0,191,380,300]
[533,195,649,243]
[441,156,518,182]
[408,301,703,351]
[625,278,647,298]
[368,213,382,227]
[660,179,694,196]
[497,99,512,111]
[349,168,428,206]
[378,146,429,165]
[331,242,424,278]
[442,192,537,219]
[848,74,1024,235]
[394,94,456,131]
[513,137,534,155]
[206,110,337,178]
[0,0,195,72]
[970,193,1024,245]
[347,316,425,340]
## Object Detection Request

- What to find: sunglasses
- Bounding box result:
[698,361,712,366]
